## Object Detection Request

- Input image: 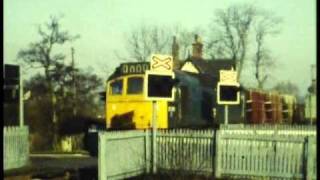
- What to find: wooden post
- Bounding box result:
[306,136,315,180]
[224,105,229,125]
[145,129,150,173]
[215,130,221,178]
[98,132,106,180]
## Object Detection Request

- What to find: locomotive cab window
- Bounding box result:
[110,79,123,95]
[127,77,143,94]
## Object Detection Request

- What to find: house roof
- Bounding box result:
[182,57,236,77]
[180,57,236,88]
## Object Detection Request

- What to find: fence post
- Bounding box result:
[24,126,30,167]
[211,130,216,175]
[145,129,150,174]
[306,136,315,180]
[152,100,157,174]
[98,132,106,180]
[214,130,221,178]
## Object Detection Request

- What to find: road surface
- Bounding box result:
[30,153,97,179]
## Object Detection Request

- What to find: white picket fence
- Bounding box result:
[157,129,214,174]
[99,130,150,180]
[99,125,316,180]
[215,132,316,179]
[217,126,316,179]
[4,126,29,170]
[220,124,316,130]
[220,124,316,136]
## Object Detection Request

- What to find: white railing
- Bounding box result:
[4,126,29,170]
[220,124,316,130]
[99,126,316,180]
[215,132,316,179]
[157,129,214,174]
[99,130,150,180]
[220,124,316,136]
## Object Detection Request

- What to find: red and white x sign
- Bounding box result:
[150,54,173,71]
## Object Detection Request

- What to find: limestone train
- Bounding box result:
[105,62,214,129]
[84,60,305,155]
[102,61,302,130]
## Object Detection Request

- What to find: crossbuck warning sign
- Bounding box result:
[150,54,173,71]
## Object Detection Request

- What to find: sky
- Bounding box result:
[4,0,316,96]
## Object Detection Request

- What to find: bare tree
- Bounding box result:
[24,68,102,151]
[253,11,282,89]
[208,4,283,84]
[272,80,300,97]
[17,16,79,149]
[253,49,276,89]
[171,25,205,60]
[97,60,115,79]
[123,24,171,62]
[208,3,257,81]
[119,23,202,63]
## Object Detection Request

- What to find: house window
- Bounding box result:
[127,77,143,94]
[110,79,123,95]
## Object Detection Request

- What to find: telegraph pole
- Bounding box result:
[19,67,24,127]
[310,64,316,125]
[71,47,77,116]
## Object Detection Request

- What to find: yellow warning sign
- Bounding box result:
[150,54,173,71]
[219,70,237,83]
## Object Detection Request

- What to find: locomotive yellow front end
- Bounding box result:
[106,63,168,129]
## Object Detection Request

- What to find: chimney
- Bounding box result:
[172,36,180,69]
[172,36,179,61]
[192,34,203,59]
